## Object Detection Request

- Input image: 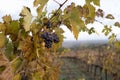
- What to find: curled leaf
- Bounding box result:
[20,7,32,31]
[105,14,115,19]
[96,9,104,17]
[114,22,120,28]
[6,20,20,35]
[2,15,12,23]
[88,27,95,34]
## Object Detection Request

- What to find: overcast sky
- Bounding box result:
[0,0,120,40]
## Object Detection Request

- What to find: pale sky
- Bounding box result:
[0,0,120,41]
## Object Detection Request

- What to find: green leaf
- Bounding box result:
[82,5,89,18]
[2,15,12,23]
[93,0,100,6]
[20,6,32,31]
[86,0,92,3]
[31,22,40,34]
[65,6,87,39]
[6,20,20,34]
[87,3,95,19]
[11,57,23,73]
[86,0,100,6]
[0,33,5,48]
[70,7,81,24]
[106,14,115,19]
[63,19,72,31]
[5,40,14,61]
[102,25,112,36]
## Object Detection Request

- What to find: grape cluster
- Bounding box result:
[41,32,59,48]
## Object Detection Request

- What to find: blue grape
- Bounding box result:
[41,32,53,48]
[53,33,59,43]
[41,32,60,48]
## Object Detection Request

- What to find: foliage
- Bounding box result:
[0,0,120,80]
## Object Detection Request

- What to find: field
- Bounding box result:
[59,40,120,80]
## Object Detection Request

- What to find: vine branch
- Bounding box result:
[95,19,105,25]
[53,0,61,5]
[50,0,68,20]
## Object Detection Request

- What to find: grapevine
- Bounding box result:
[0,0,120,80]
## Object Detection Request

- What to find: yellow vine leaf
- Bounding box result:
[13,73,21,80]
[0,50,14,80]
[34,0,40,7]
[68,7,86,39]
[71,22,79,40]
[93,0,100,6]
[0,23,6,32]
[36,6,44,18]
[2,15,12,23]
[33,0,48,7]
[52,28,64,52]
[87,3,95,19]
[63,3,87,38]
[31,22,40,34]
[34,0,48,17]
[10,57,22,73]
[6,20,20,35]
[20,7,32,31]
[63,20,72,31]
[0,33,5,48]
[114,41,120,49]
[70,7,81,24]
[32,72,42,80]
[86,0,100,6]
[34,0,48,7]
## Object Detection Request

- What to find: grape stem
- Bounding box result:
[95,19,105,25]
[53,0,61,5]
[50,0,68,20]
[37,0,68,35]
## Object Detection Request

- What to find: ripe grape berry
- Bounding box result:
[41,32,59,48]
[41,32,54,48]
[53,33,59,43]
